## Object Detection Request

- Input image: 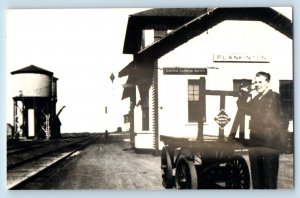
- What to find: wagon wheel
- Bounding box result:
[161,146,174,188]
[175,157,198,189]
[225,155,250,189]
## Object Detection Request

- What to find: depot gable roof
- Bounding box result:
[123,8,209,54]
[119,7,292,78]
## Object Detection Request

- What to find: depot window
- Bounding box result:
[279,80,293,122]
[142,108,149,130]
[188,80,206,122]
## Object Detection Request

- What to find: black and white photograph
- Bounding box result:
[5,7,294,190]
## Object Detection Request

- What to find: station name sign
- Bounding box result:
[213,53,270,63]
[163,67,207,75]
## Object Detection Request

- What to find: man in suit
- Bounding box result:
[236,71,285,189]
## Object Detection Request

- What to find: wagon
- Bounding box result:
[160,77,251,189]
[160,135,250,189]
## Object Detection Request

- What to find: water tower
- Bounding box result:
[11,65,63,139]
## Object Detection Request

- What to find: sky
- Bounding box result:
[5,7,293,133]
[6,8,148,132]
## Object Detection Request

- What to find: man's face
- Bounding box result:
[254,75,269,94]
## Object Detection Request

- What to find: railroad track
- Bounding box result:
[7,135,99,189]
[8,139,65,156]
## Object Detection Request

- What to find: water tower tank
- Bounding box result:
[11,65,53,97]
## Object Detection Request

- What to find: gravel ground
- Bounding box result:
[38,133,163,189]
[30,133,293,190]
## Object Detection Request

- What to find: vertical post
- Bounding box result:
[197,77,205,141]
[153,30,167,154]
[238,113,246,141]
[105,73,115,132]
[28,109,36,137]
[219,94,225,141]
[229,107,246,141]
[130,90,136,148]
[13,100,17,138]
[50,76,53,126]
[22,100,27,138]
[153,61,159,154]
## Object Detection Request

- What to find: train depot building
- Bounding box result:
[119,8,293,153]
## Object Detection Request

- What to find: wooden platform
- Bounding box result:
[160,135,247,153]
